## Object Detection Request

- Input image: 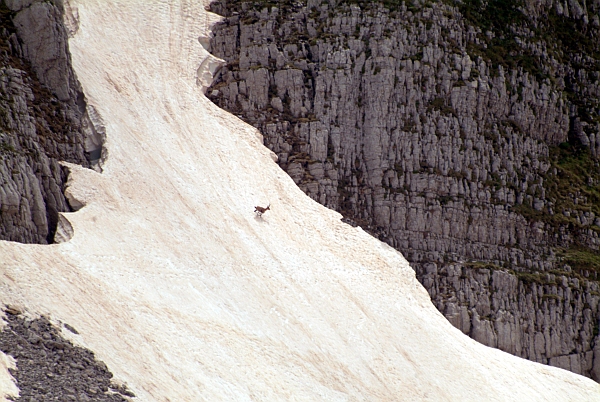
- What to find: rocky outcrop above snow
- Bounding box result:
[0,0,101,244]
[207,0,600,379]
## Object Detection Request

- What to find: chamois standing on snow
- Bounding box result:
[254,204,270,217]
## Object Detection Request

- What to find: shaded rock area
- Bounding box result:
[0,308,135,401]
[207,0,600,379]
[421,262,600,378]
[0,0,103,244]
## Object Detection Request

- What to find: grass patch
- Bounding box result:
[510,142,600,243]
[427,97,456,116]
[545,143,600,218]
[558,248,600,276]
[464,261,504,272]
[0,142,17,154]
[516,271,545,285]
[541,294,562,302]
[448,0,599,82]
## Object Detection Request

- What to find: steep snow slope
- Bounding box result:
[0,0,599,400]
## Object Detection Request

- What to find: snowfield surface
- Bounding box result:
[1,0,600,400]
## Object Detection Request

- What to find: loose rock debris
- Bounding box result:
[0,308,135,401]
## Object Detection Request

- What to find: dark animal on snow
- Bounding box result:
[254,204,270,217]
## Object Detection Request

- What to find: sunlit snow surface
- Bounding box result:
[1,0,599,400]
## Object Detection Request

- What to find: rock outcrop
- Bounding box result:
[0,308,135,401]
[207,0,600,379]
[0,0,102,244]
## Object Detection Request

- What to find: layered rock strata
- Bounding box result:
[207,0,600,379]
[0,0,102,244]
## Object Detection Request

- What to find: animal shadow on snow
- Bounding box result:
[254,214,269,223]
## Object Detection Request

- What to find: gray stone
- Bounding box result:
[0,0,100,243]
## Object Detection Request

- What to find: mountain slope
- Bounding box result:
[0,0,599,400]
[205,0,600,378]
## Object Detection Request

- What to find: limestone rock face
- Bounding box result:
[207,0,600,379]
[420,262,600,377]
[0,0,100,243]
[11,0,75,101]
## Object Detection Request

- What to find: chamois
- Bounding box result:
[254,204,270,217]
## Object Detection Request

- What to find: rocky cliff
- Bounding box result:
[207,0,600,379]
[0,0,102,244]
